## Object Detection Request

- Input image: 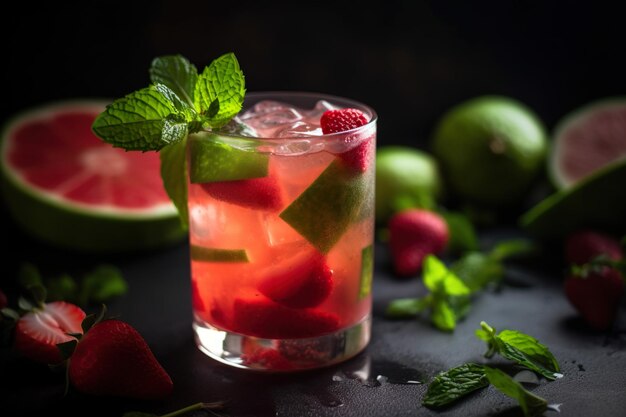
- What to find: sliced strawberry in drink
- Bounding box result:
[241,339,294,371]
[257,248,333,308]
[321,108,372,173]
[14,301,86,364]
[201,176,282,211]
[232,295,340,339]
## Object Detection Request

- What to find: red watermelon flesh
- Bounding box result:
[6,109,171,211]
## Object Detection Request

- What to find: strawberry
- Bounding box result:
[13,301,85,364]
[0,289,7,309]
[68,319,173,400]
[564,269,624,331]
[241,339,294,371]
[231,294,340,339]
[320,108,373,173]
[201,176,282,211]
[257,248,333,308]
[388,209,449,277]
[565,229,623,265]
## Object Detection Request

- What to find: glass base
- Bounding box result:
[193,314,371,372]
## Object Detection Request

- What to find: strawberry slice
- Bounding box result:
[257,248,333,308]
[232,295,340,339]
[14,301,86,364]
[201,176,282,211]
[321,108,373,173]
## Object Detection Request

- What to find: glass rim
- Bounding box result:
[209,90,377,141]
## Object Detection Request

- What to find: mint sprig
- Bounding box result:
[149,55,198,107]
[476,321,561,380]
[385,255,470,331]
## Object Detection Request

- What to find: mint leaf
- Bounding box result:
[423,256,471,296]
[432,299,456,331]
[483,366,548,417]
[477,321,561,380]
[150,55,198,107]
[190,246,249,262]
[440,211,478,252]
[160,136,189,229]
[497,330,560,380]
[18,263,43,289]
[489,239,536,262]
[194,52,245,128]
[46,273,78,302]
[79,265,127,306]
[422,363,489,408]
[92,84,193,151]
[452,252,503,292]
[386,297,430,318]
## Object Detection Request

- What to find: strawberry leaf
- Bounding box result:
[57,339,78,360]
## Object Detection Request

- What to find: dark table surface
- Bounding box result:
[2,208,626,417]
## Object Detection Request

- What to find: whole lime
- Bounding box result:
[375,146,443,223]
[431,96,547,207]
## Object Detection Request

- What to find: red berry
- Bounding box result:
[564,269,624,331]
[68,319,173,400]
[565,229,623,265]
[257,248,333,308]
[388,209,449,277]
[241,342,294,371]
[231,295,340,339]
[201,176,282,211]
[321,108,373,173]
[14,301,85,364]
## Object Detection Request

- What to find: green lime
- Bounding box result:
[375,146,443,224]
[432,96,547,207]
[1,100,186,253]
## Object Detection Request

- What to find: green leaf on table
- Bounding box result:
[92,84,193,151]
[423,256,470,296]
[489,239,537,262]
[483,366,548,417]
[160,136,189,229]
[194,52,245,128]
[46,274,78,302]
[452,252,503,292]
[78,265,127,306]
[422,363,489,408]
[432,299,456,331]
[150,54,198,107]
[18,263,43,289]
[440,210,479,252]
[386,297,430,318]
[477,321,561,380]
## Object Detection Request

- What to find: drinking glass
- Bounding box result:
[189,92,377,371]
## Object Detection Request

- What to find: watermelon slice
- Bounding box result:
[0,100,185,252]
[550,98,626,189]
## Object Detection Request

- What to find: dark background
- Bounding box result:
[2,1,625,149]
[2,2,626,416]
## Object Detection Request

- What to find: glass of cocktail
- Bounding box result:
[189,92,377,371]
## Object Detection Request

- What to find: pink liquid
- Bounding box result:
[188,100,375,345]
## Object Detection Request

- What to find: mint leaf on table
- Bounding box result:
[194,52,246,128]
[385,255,471,331]
[46,273,78,303]
[483,366,548,417]
[422,363,489,408]
[150,54,198,107]
[476,321,561,380]
[452,238,536,292]
[440,210,479,253]
[78,265,127,306]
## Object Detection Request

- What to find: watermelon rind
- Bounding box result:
[549,97,626,189]
[0,100,186,253]
[520,158,626,240]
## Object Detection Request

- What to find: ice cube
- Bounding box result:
[244,108,303,130]
[306,100,338,119]
[276,121,323,138]
[189,205,216,239]
[241,100,288,119]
